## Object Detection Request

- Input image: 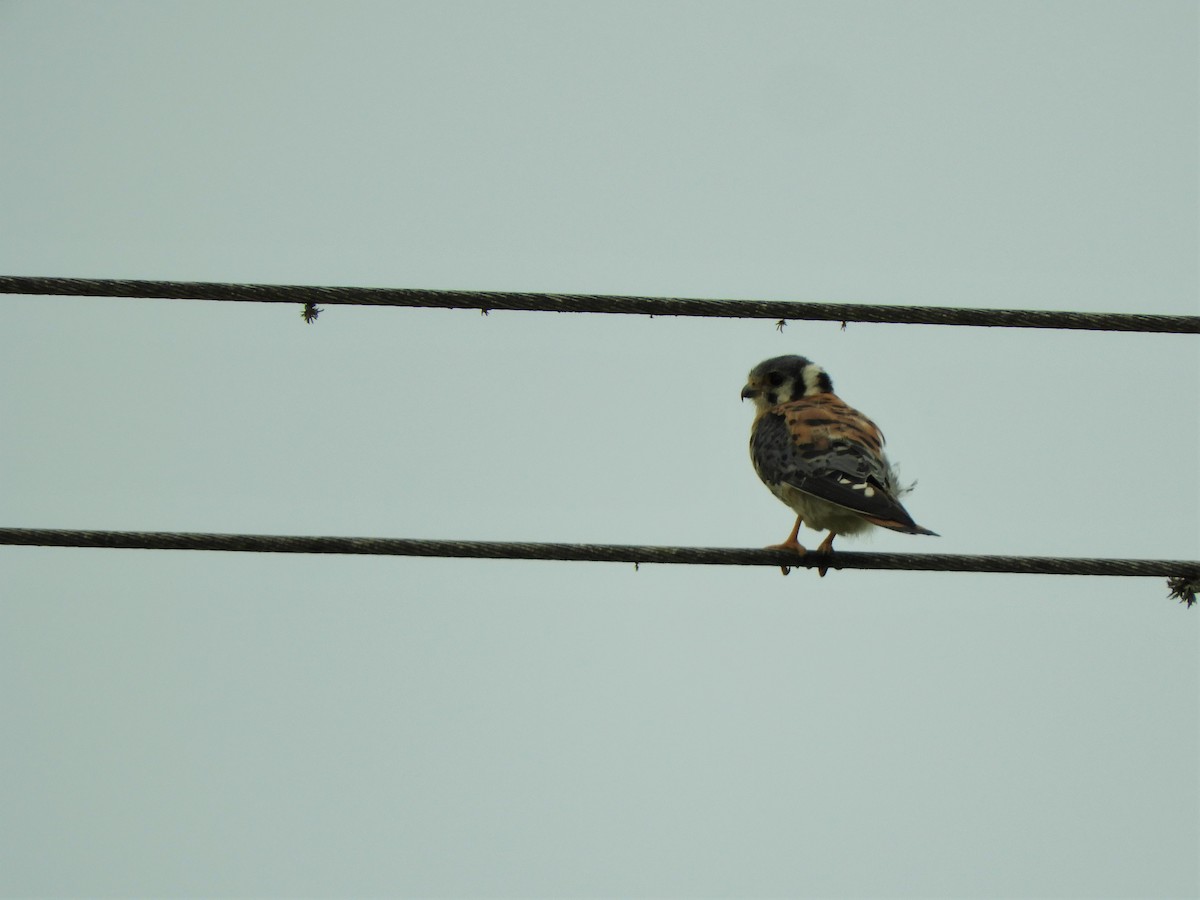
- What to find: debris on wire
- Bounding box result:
[1167,574,1198,608]
[301,302,322,323]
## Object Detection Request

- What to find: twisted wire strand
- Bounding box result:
[2,528,1196,580]
[3,276,1197,333]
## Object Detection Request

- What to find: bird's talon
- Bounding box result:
[765,541,808,554]
[813,549,834,577]
[766,537,806,576]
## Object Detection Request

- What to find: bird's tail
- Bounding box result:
[865,515,939,537]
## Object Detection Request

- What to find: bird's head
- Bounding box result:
[741,355,834,410]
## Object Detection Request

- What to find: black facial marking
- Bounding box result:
[801,370,834,395]
[766,391,778,405]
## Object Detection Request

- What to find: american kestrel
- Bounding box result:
[742,355,936,575]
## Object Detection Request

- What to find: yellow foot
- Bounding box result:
[765,539,807,575]
[813,533,836,578]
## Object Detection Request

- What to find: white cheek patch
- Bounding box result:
[801,365,827,396]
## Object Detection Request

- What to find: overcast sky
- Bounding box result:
[1,2,1197,898]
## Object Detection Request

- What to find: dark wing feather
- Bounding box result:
[751,404,933,534]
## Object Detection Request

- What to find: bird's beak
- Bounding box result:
[740,385,758,401]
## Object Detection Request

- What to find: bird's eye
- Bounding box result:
[766,372,784,387]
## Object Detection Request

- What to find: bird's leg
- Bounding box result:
[814,531,837,578]
[767,516,806,552]
[766,516,807,575]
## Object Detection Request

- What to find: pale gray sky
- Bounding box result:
[1,2,1198,898]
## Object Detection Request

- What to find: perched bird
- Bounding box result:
[742,355,936,575]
